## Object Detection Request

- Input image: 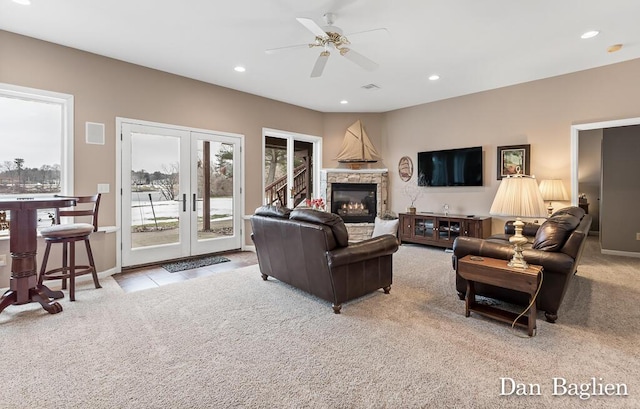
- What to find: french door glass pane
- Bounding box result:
[130,132,180,248]
[196,140,234,241]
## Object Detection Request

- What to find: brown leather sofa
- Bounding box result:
[452,206,592,323]
[250,205,399,313]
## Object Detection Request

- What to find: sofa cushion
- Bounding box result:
[254,205,291,218]
[551,206,585,219]
[290,209,349,247]
[533,214,580,251]
[372,217,399,238]
[504,221,540,236]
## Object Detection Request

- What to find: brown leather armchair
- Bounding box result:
[250,205,399,313]
[452,206,592,323]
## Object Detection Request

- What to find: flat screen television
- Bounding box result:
[417,146,483,187]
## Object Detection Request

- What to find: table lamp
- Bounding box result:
[490,174,547,269]
[538,179,569,217]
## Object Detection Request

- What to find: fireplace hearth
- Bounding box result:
[331,183,376,223]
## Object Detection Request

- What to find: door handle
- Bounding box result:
[182,193,186,212]
[193,194,196,212]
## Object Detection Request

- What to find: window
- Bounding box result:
[0,84,74,230]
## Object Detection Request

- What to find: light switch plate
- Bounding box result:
[97,183,110,194]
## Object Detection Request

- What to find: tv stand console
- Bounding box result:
[399,213,491,248]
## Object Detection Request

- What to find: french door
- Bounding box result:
[120,120,242,267]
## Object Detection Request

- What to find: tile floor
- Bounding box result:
[112,251,258,293]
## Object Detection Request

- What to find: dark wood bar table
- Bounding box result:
[0,196,76,315]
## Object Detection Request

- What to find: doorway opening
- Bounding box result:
[262,129,322,208]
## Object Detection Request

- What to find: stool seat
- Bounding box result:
[38,194,102,301]
[41,223,94,238]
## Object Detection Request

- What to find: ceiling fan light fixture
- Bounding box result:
[581,30,600,39]
[291,13,381,77]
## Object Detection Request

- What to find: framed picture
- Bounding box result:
[497,144,530,179]
[398,156,413,182]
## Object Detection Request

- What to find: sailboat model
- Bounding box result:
[335,120,381,169]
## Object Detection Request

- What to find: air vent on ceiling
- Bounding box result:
[361,83,381,90]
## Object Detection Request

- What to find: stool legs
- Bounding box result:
[38,243,52,287]
[61,242,68,290]
[69,241,75,301]
[84,238,101,290]
[38,237,101,302]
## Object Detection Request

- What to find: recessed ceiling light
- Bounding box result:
[428,74,440,81]
[12,0,31,4]
[234,66,246,73]
[340,100,348,105]
[581,30,600,39]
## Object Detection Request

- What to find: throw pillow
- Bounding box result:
[532,214,580,251]
[372,217,399,238]
[551,206,585,219]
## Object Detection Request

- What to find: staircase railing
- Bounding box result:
[264,164,308,207]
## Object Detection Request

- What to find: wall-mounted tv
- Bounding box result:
[417,146,483,187]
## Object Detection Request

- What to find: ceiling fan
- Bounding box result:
[266,13,386,78]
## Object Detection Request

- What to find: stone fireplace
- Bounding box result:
[320,169,388,241]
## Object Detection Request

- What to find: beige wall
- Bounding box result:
[0,30,330,286]
[2,29,640,286]
[320,113,387,170]
[383,58,640,233]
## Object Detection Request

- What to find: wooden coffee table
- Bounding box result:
[457,255,542,336]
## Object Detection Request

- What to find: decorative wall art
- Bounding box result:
[398,156,413,182]
[497,144,530,179]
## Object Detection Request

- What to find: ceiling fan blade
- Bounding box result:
[345,27,390,40]
[340,48,378,71]
[310,51,330,78]
[296,17,327,38]
[265,43,309,55]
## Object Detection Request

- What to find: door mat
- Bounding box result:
[162,255,231,273]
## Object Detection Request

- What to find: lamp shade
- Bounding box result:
[538,179,569,201]
[490,174,548,217]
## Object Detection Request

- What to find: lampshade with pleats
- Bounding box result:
[490,174,548,218]
[538,179,569,201]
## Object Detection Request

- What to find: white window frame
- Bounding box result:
[0,83,74,196]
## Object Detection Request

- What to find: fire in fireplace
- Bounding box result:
[331,183,377,223]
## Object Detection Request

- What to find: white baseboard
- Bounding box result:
[601,249,640,258]
[242,244,256,252]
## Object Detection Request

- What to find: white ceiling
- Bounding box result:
[2,0,640,113]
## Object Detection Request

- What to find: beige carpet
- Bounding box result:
[1,237,638,408]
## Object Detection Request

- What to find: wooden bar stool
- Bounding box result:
[38,194,102,301]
